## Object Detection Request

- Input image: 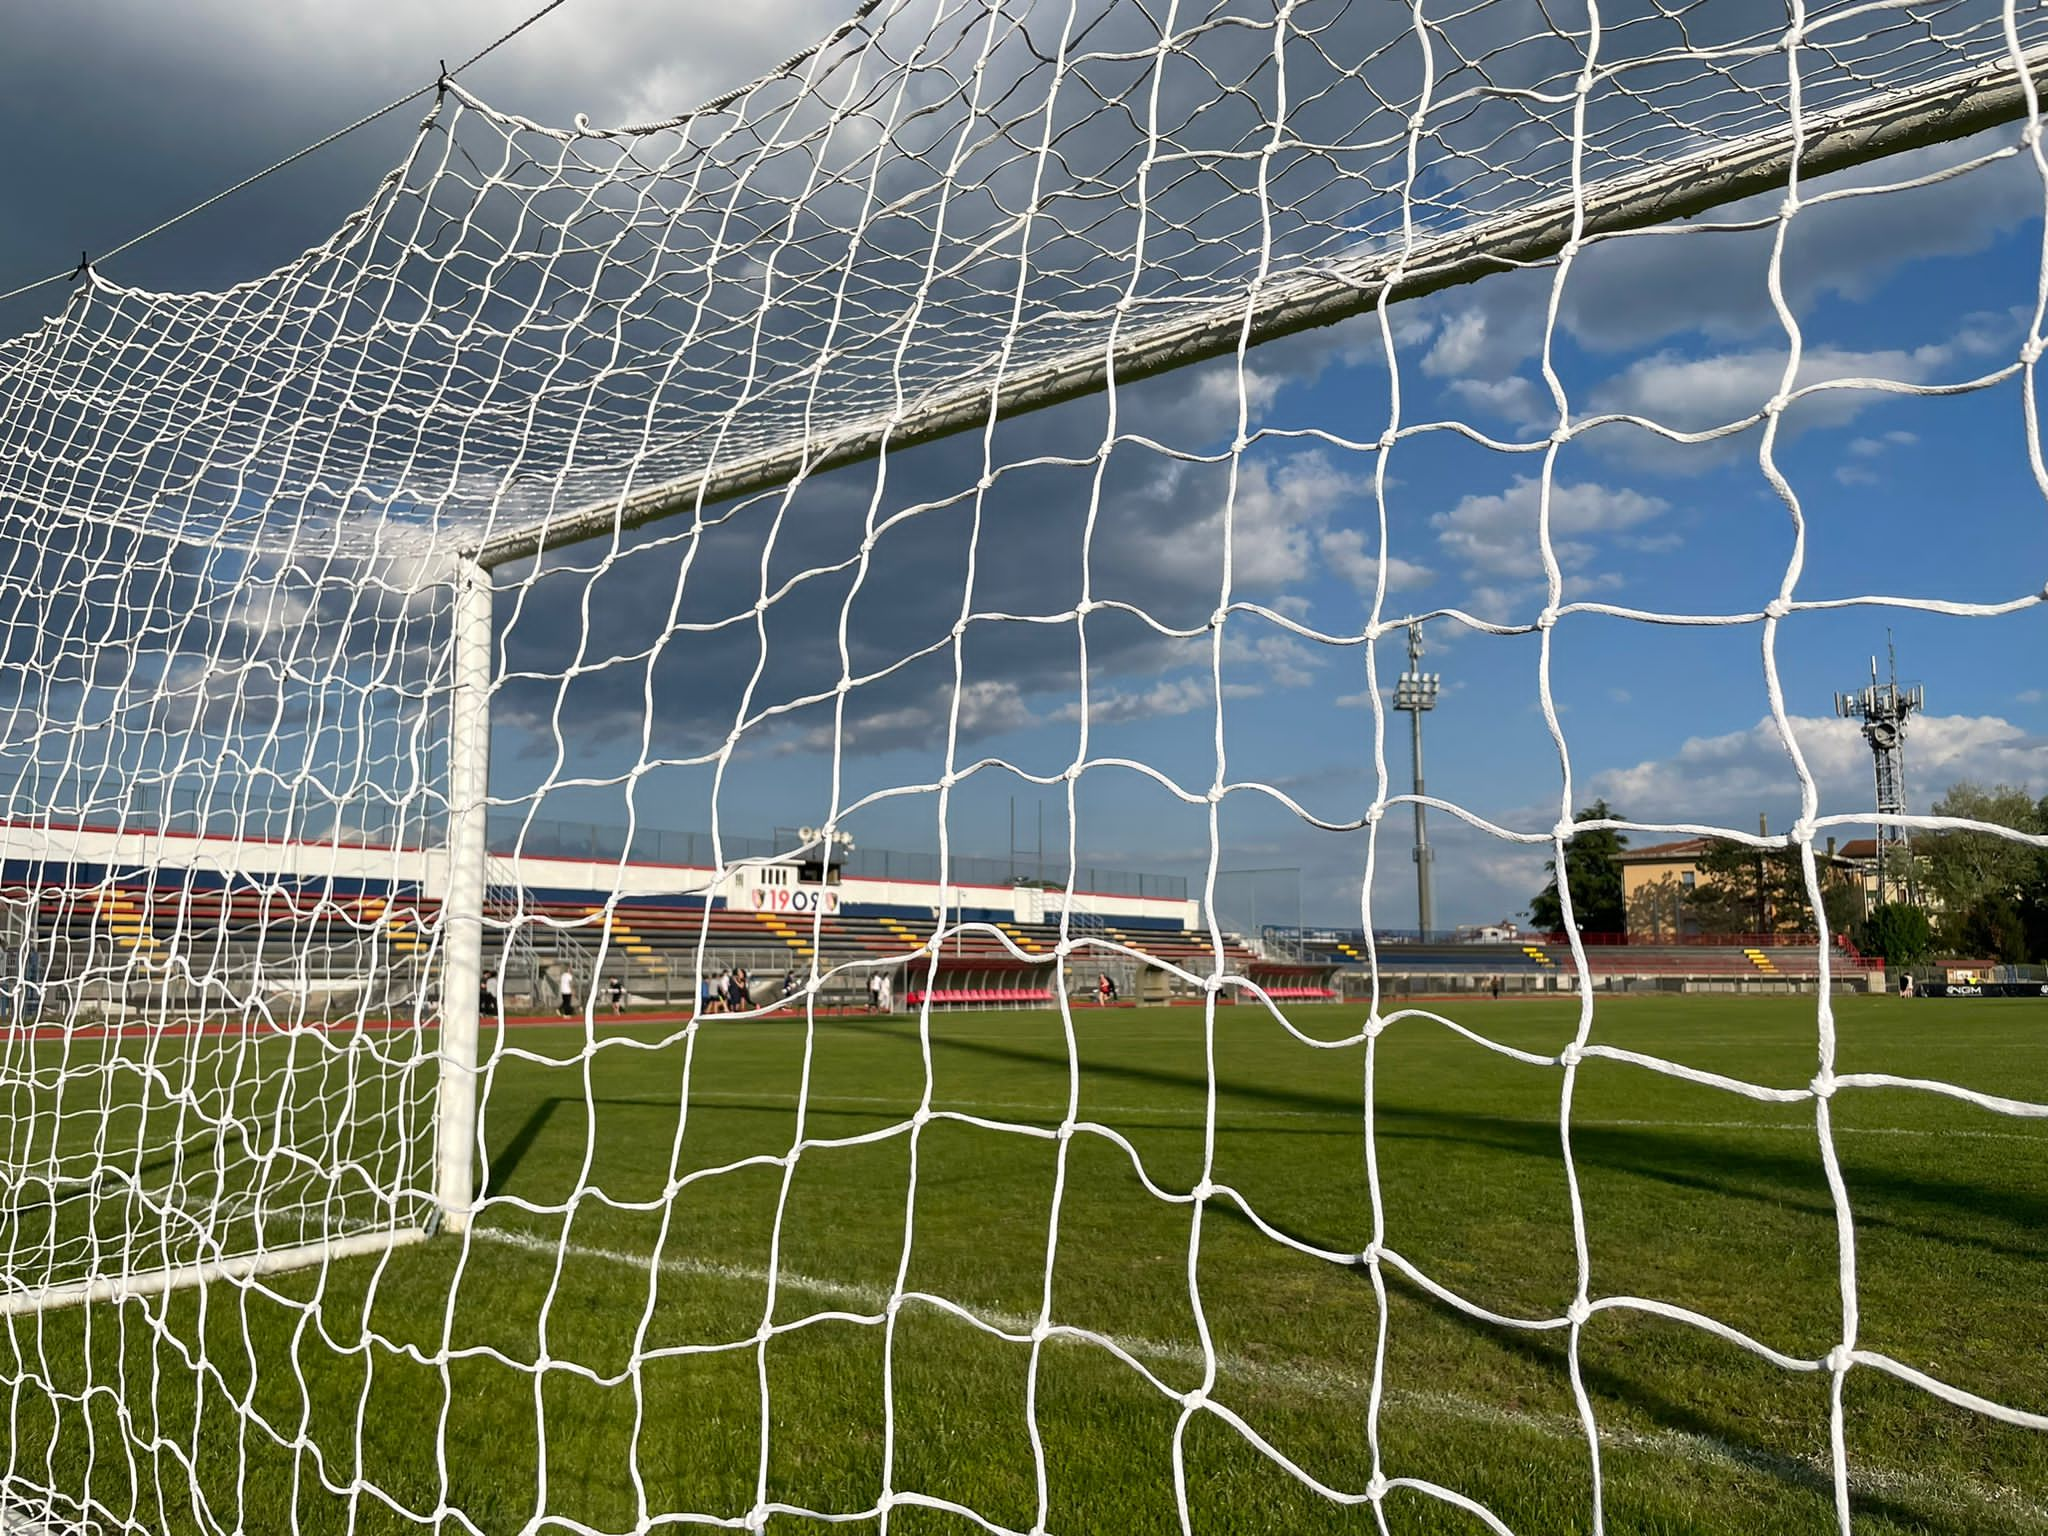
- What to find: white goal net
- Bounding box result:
[2,0,2046,1530]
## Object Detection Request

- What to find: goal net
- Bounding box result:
[2,0,2045,1529]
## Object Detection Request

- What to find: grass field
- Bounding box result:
[5,994,2046,1534]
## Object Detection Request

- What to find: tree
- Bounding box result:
[1685,839,1791,936]
[1684,839,1859,937]
[1953,894,2030,963]
[1857,901,1933,969]
[1530,800,1627,935]
[1919,783,2044,909]
[1917,783,2048,962]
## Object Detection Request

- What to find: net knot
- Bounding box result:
[1789,818,1815,845]
[1536,609,1557,630]
[1764,597,1792,620]
[1365,803,1385,825]
[1556,1042,1584,1068]
[1367,1473,1390,1502]
[1550,425,1572,445]
[1809,1070,1837,1100]
[939,772,959,789]
[1364,1012,1386,1038]
[1180,1387,1208,1413]
[1191,1179,1216,1202]
[910,1106,933,1129]
[1206,783,1224,804]
[1567,1296,1592,1326]
[744,1506,770,1533]
[1031,1319,1053,1343]
[1075,598,1097,616]
[1552,818,1576,842]
[1359,1242,1382,1268]
[2024,122,2043,148]
[1210,607,1230,630]
[1764,393,1788,416]
[1826,1344,1855,1375]
[1055,1119,1075,1142]
[2024,335,2046,364]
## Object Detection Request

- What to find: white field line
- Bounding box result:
[469,1228,2044,1527]
[647,1091,2046,1141]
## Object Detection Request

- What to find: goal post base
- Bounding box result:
[0,1226,429,1318]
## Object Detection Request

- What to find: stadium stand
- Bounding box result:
[0,880,1336,1016]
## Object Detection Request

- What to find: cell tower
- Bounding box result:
[1834,635,1924,907]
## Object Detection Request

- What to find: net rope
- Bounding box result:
[1,0,2047,1530]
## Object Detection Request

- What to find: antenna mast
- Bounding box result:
[1834,632,1924,908]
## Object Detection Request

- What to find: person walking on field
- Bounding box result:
[558,966,575,1017]
[609,974,625,1014]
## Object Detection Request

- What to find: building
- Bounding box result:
[1833,837,1939,916]
[1618,838,1715,940]
[1619,832,1867,940]
[1453,920,1522,942]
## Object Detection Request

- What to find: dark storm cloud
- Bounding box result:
[5,0,2039,833]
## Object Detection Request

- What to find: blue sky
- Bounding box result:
[1,1,2042,931]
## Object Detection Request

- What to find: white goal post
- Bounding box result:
[4,0,2048,1531]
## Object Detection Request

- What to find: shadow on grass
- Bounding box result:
[929,1031,2048,1264]
[481,1091,905,1198]
[1197,1198,1979,1534]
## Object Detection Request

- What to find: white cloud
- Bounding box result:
[1591,342,1954,437]
[1141,455,1331,595]
[1395,132,2037,419]
[1137,451,1430,604]
[1051,675,1262,726]
[1431,476,1671,590]
[1445,374,1549,429]
[1317,527,1435,596]
[1583,712,2048,830]
[1220,631,1322,689]
[1422,308,1492,378]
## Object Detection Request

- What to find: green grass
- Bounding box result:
[6,995,2047,1533]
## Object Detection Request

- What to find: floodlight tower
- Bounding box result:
[1392,621,1441,938]
[1834,636,1924,908]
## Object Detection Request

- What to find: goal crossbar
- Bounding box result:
[470,44,2048,571]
